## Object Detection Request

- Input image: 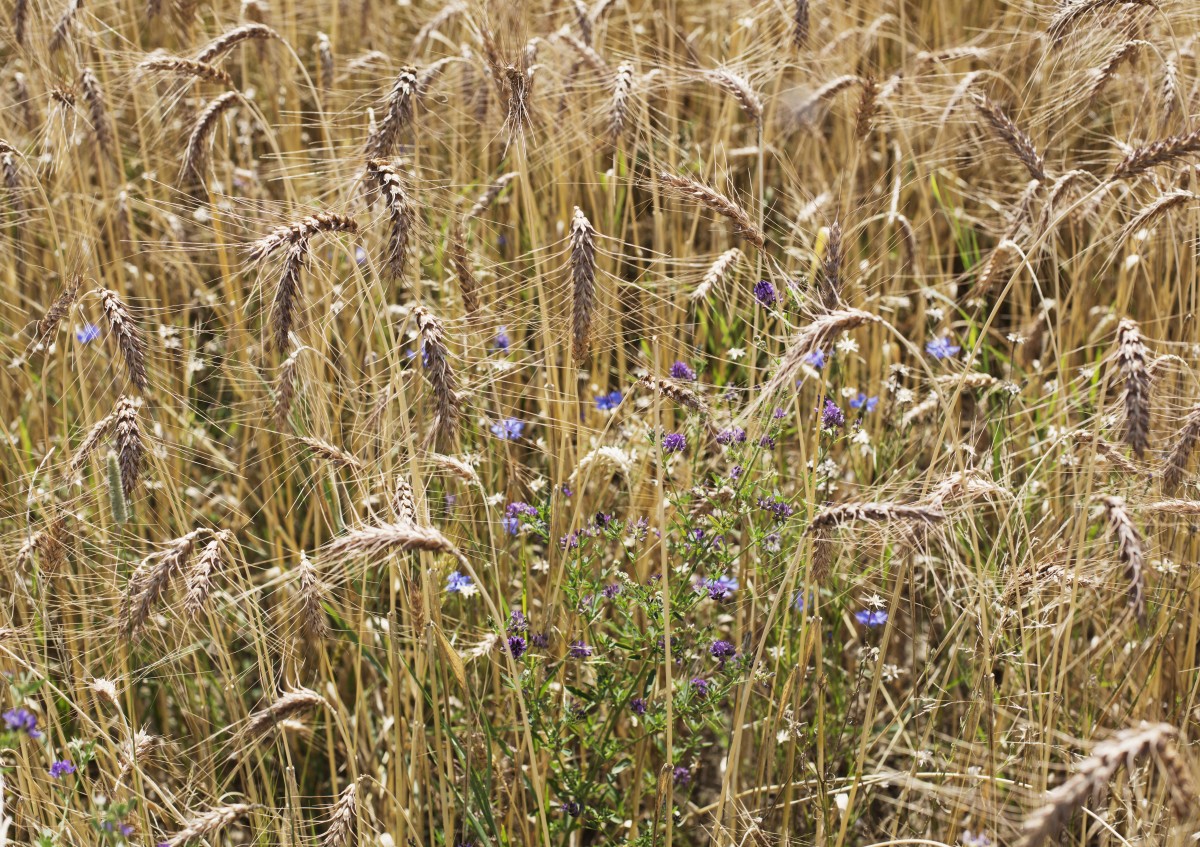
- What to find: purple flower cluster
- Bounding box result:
[569,640,593,659]
[690,677,711,697]
[3,708,41,739]
[493,326,510,350]
[716,427,747,445]
[503,501,538,535]
[662,432,687,454]
[821,398,845,429]
[506,635,527,659]
[710,640,737,663]
[695,574,738,601]
[49,759,75,779]
[629,697,647,715]
[758,495,795,521]
[669,360,697,381]
[753,279,777,307]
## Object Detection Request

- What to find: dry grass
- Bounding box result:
[5,2,1200,847]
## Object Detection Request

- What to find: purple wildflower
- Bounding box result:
[506,633,525,662]
[569,640,593,659]
[753,279,777,307]
[716,427,747,445]
[690,677,711,697]
[758,496,794,521]
[531,632,549,649]
[669,360,697,381]
[697,574,739,600]
[821,399,845,429]
[508,610,528,632]
[560,801,582,817]
[602,583,622,599]
[673,766,691,785]
[76,323,101,343]
[710,640,737,662]
[502,516,520,535]
[49,760,75,779]
[494,326,510,351]
[2,708,41,739]
[662,432,686,453]
[629,697,647,715]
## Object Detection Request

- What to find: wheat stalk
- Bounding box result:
[138,57,233,86]
[1163,403,1200,491]
[324,521,468,570]
[185,530,231,619]
[35,275,81,345]
[657,171,764,248]
[99,288,148,392]
[1113,126,1200,180]
[1116,318,1150,458]
[365,159,416,277]
[608,62,635,143]
[692,248,742,301]
[296,551,329,640]
[166,803,254,847]
[367,67,418,159]
[180,91,241,187]
[448,221,479,314]
[323,779,361,847]
[570,207,597,362]
[1019,722,1190,847]
[113,395,143,498]
[465,172,518,220]
[971,91,1046,181]
[412,305,461,444]
[249,213,359,264]
[195,23,280,64]
[241,688,327,742]
[295,436,363,469]
[706,69,762,125]
[1048,0,1159,45]
[1099,495,1145,618]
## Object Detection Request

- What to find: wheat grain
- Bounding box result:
[971,91,1047,181]
[195,23,280,64]
[412,305,461,443]
[365,159,415,277]
[658,171,764,248]
[1099,495,1145,618]
[166,803,254,847]
[570,207,597,363]
[1116,318,1150,458]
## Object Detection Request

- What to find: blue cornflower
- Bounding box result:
[76,323,101,343]
[490,417,525,440]
[662,432,686,453]
[669,360,697,381]
[753,280,777,307]
[594,390,623,411]
[502,516,520,535]
[494,326,510,350]
[850,393,879,412]
[354,246,368,266]
[49,760,75,779]
[804,348,827,369]
[446,571,475,595]
[855,609,888,627]
[2,708,42,738]
[926,335,961,360]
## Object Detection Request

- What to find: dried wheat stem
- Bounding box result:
[365,159,415,277]
[166,803,254,847]
[324,521,468,570]
[819,220,843,310]
[693,248,742,301]
[971,91,1046,181]
[271,243,308,353]
[1048,0,1159,45]
[570,207,597,362]
[323,779,361,847]
[241,688,327,741]
[392,478,417,523]
[1100,495,1145,618]
[250,213,359,264]
[1113,126,1200,180]
[315,33,333,91]
[49,0,82,52]
[181,91,241,186]
[448,221,480,315]
[1018,722,1188,847]
[195,23,280,64]
[1163,403,1200,491]
[296,436,363,469]
[854,75,878,140]
[638,376,709,416]
[99,288,148,392]
[113,395,143,498]
[1122,189,1199,241]
[658,171,764,248]
[412,305,461,443]
[793,0,809,47]
[608,62,635,143]
[707,69,763,125]
[36,275,81,344]
[124,529,207,635]
[1116,318,1150,458]
[185,530,231,618]
[79,68,114,153]
[71,411,117,474]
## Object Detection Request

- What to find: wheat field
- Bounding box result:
[2,0,1200,845]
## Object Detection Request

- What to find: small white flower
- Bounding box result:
[1006,333,1026,344]
[727,347,746,361]
[835,333,859,354]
